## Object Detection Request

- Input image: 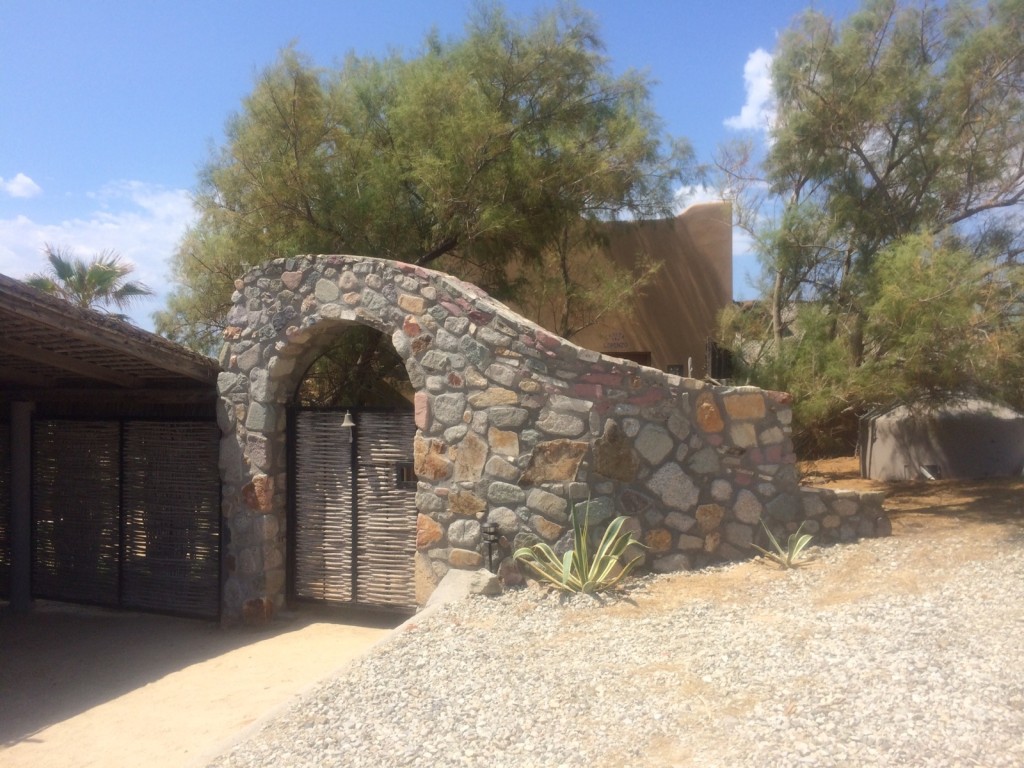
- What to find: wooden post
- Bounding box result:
[9,400,34,612]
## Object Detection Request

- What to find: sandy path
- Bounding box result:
[0,604,396,768]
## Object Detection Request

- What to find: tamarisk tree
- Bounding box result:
[716,0,1024,453]
[157,4,689,352]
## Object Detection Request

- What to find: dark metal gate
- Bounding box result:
[28,419,221,618]
[289,408,417,611]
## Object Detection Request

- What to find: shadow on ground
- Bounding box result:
[0,602,402,748]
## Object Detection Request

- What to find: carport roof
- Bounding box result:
[0,273,219,404]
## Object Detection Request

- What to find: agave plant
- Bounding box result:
[513,502,645,594]
[752,520,816,569]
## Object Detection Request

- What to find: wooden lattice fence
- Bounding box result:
[28,419,220,618]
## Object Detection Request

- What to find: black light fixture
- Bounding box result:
[481,522,500,573]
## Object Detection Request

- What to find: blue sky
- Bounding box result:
[0,0,862,328]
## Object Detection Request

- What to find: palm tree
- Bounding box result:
[26,245,153,320]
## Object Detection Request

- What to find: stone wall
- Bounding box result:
[217,255,887,623]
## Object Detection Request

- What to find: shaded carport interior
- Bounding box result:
[0,273,222,617]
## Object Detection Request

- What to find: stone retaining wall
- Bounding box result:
[217,255,887,622]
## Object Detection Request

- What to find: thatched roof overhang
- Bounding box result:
[0,274,218,407]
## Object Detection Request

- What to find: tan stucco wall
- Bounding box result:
[557,201,732,377]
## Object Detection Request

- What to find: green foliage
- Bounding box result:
[720,235,1024,454]
[516,220,665,340]
[513,504,645,594]
[715,0,1024,454]
[769,0,1024,257]
[294,326,413,407]
[857,235,1023,407]
[26,245,153,320]
[752,521,816,569]
[157,3,689,352]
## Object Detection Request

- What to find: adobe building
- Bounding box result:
[527,201,732,377]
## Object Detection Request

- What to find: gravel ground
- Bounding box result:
[209,524,1024,768]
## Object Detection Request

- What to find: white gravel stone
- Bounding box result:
[209,532,1024,768]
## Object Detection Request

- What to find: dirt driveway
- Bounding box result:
[0,605,400,768]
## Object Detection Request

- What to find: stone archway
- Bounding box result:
[217,255,885,625]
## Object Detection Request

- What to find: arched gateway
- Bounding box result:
[217,255,885,624]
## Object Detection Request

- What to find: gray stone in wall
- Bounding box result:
[647,463,699,512]
[441,423,467,443]
[801,490,829,518]
[665,511,697,533]
[568,482,589,500]
[457,336,489,366]
[734,490,763,525]
[236,344,262,373]
[485,363,518,387]
[667,409,691,440]
[244,402,268,432]
[711,479,732,503]
[536,409,586,437]
[314,278,340,303]
[766,493,798,522]
[484,456,519,482]
[527,488,569,522]
[448,519,481,548]
[835,497,860,517]
[218,372,242,394]
[635,425,674,466]
[249,369,270,402]
[688,447,720,475]
[618,488,655,517]
[445,316,470,335]
[420,350,450,372]
[487,507,520,536]
[433,393,466,426]
[487,482,526,505]
[676,534,704,550]
[548,394,591,413]
[575,496,614,525]
[434,328,460,352]
[416,491,447,516]
[730,423,757,448]
[724,522,754,549]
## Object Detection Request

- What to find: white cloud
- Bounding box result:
[724,48,776,133]
[1,173,43,198]
[0,181,197,329]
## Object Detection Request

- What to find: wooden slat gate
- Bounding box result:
[290,408,417,611]
[28,419,221,618]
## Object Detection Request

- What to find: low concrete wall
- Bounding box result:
[217,255,887,622]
